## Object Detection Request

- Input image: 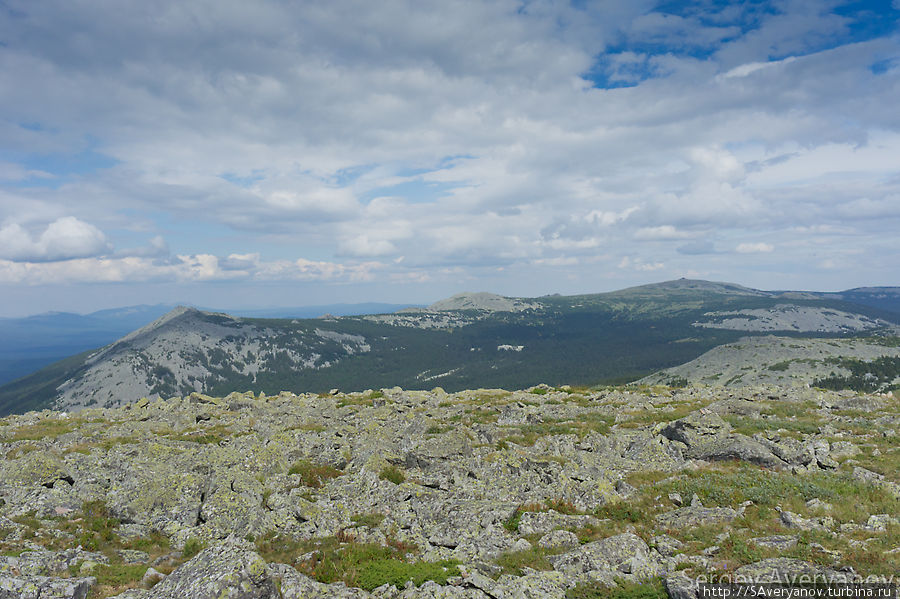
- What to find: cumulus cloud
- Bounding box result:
[0,0,898,309]
[0,253,382,285]
[735,242,774,254]
[0,217,110,262]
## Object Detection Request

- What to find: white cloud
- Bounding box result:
[0,161,53,181]
[0,253,382,285]
[0,0,898,311]
[634,225,694,241]
[719,56,797,79]
[735,242,774,254]
[0,217,110,262]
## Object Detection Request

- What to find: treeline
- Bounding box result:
[814,356,900,392]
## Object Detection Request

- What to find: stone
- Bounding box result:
[664,572,698,599]
[749,536,798,551]
[538,530,580,550]
[734,558,838,585]
[516,511,601,536]
[146,539,277,599]
[650,535,683,557]
[660,411,732,447]
[655,506,740,530]
[777,509,833,532]
[548,533,658,578]
[0,575,95,599]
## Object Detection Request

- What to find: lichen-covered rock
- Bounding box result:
[0,574,94,599]
[749,535,798,550]
[548,533,658,579]
[734,558,838,584]
[660,411,732,447]
[664,572,698,599]
[0,548,108,576]
[538,530,580,550]
[686,434,784,467]
[146,539,277,599]
[0,451,73,488]
[516,510,601,536]
[655,506,740,530]
[493,570,568,598]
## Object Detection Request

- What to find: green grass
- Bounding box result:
[357,558,460,591]
[256,533,455,590]
[503,503,547,533]
[351,513,385,528]
[654,463,900,524]
[181,537,206,559]
[495,546,557,575]
[288,460,344,488]
[379,465,406,485]
[6,419,81,441]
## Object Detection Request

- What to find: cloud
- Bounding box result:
[0,0,898,310]
[634,225,695,241]
[0,252,382,285]
[0,162,54,181]
[677,240,716,255]
[0,217,110,262]
[735,242,774,254]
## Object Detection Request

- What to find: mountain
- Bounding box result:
[1,279,899,416]
[0,302,422,387]
[0,304,176,386]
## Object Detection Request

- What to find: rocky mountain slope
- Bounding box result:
[3,280,900,417]
[0,383,897,598]
[643,336,900,389]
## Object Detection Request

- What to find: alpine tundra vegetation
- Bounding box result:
[0,383,897,598]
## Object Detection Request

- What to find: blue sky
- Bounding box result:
[0,0,898,316]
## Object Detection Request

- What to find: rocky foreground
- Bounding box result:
[0,384,898,598]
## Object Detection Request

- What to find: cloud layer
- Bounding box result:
[0,0,898,312]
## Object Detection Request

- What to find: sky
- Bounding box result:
[0,0,898,316]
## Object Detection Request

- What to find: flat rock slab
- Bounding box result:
[734,558,840,585]
[146,539,277,599]
[517,510,601,536]
[655,506,740,530]
[0,575,94,599]
[549,532,656,577]
[749,535,798,550]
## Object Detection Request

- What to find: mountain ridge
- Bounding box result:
[2,279,900,416]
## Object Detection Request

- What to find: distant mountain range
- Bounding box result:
[1,279,899,416]
[0,302,420,387]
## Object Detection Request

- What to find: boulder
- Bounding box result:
[664,572,698,599]
[549,533,658,578]
[146,539,277,599]
[655,506,740,530]
[516,511,601,536]
[0,575,94,599]
[734,558,838,585]
[538,530,580,550]
[660,411,731,447]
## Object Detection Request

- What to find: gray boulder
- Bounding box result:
[660,411,731,446]
[549,533,658,578]
[655,506,740,530]
[664,572,698,599]
[734,558,839,585]
[0,575,94,599]
[146,539,277,599]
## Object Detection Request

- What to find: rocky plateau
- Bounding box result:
[0,383,897,598]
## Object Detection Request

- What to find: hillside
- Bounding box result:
[0,383,897,597]
[642,336,900,389]
[2,280,899,416]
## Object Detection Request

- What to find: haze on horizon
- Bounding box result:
[1,1,898,317]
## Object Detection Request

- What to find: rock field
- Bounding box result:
[0,384,897,598]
